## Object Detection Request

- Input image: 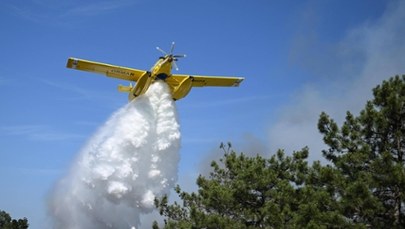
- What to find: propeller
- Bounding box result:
[156,42,186,70]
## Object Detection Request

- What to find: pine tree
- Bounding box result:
[318,75,405,228]
[0,210,29,229]
[154,75,405,228]
[154,144,346,228]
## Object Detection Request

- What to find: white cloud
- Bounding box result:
[5,0,138,25]
[63,0,136,17]
[0,124,83,141]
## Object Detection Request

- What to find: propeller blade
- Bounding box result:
[170,42,175,54]
[172,61,179,71]
[173,54,186,58]
[156,46,167,55]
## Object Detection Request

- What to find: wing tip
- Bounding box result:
[233,77,244,87]
[66,57,79,69]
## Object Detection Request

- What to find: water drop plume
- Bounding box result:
[49,81,181,228]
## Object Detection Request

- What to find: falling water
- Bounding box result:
[49,81,181,228]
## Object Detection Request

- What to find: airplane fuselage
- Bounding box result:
[151,56,173,81]
[128,55,194,101]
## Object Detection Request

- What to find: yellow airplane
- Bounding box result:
[66,42,244,101]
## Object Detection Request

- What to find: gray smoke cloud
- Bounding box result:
[49,81,180,228]
[269,0,405,161]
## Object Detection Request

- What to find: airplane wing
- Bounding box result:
[170,74,244,87]
[66,57,147,81]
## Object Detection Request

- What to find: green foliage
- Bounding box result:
[318,75,405,228]
[154,75,405,228]
[155,145,347,228]
[0,210,29,229]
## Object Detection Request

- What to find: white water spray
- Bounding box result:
[49,81,181,228]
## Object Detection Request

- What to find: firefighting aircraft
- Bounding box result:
[66,42,244,101]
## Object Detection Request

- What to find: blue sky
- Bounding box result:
[1,0,405,228]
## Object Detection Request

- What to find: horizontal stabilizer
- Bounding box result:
[118,84,133,93]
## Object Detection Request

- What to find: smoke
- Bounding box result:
[49,81,181,229]
[269,0,405,161]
